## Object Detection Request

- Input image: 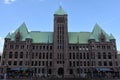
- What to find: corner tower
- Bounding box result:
[53,6,69,76]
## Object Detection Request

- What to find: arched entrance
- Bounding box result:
[58,67,64,75]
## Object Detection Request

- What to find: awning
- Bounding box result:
[11,67,29,71]
[20,67,28,70]
[96,67,113,72]
[11,67,20,70]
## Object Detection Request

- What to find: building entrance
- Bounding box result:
[58,67,64,75]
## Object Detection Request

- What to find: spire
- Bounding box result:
[54,5,67,15]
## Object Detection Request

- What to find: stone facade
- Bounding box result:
[0,6,119,78]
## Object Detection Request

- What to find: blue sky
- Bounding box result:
[0,0,120,53]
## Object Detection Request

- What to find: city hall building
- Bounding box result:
[0,6,119,78]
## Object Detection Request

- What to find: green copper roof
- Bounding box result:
[10,22,29,41]
[89,34,95,39]
[6,32,11,38]
[69,32,90,44]
[90,23,110,42]
[29,32,53,43]
[6,23,115,44]
[26,34,32,39]
[54,6,67,15]
[109,34,115,39]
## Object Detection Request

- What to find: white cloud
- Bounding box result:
[4,0,15,4]
[0,37,4,53]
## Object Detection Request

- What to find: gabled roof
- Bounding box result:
[90,23,110,42]
[54,6,67,15]
[6,23,115,44]
[8,22,29,41]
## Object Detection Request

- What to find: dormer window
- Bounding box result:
[15,31,21,42]
[99,31,106,42]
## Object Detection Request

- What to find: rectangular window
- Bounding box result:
[50,46,52,50]
[43,53,45,59]
[98,52,101,59]
[80,53,82,59]
[73,53,75,59]
[50,53,52,59]
[109,61,112,66]
[73,61,75,67]
[84,61,86,66]
[42,68,44,74]
[80,61,82,66]
[9,52,12,58]
[69,53,71,59]
[39,61,41,66]
[20,52,23,58]
[46,53,48,59]
[26,52,28,58]
[38,68,41,73]
[19,61,23,66]
[15,52,18,58]
[83,53,86,59]
[87,61,90,66]
[14,61,17,66]
[69,61,72,67]
[103,52,106,59]
[8,61,11,66]
[32,61,34,66]
[42,61,44,66]
[104,61,107,66]
[50,61,52,66]
[76,53,79,59]
[35,61,37,66]
[39,53,41,59]
[98,61,102,66]
[77,61,79,66]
